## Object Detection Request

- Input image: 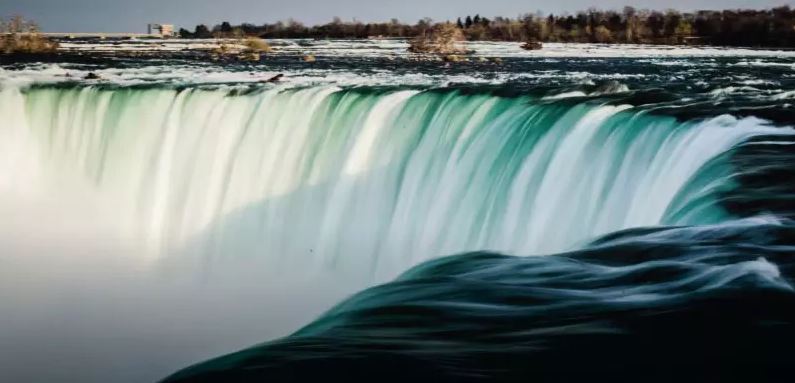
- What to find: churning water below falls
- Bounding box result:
[2,41,795,383]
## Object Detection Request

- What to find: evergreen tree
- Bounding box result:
[193,24,211,38]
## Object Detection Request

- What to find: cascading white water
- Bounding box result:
[0,84,785,279]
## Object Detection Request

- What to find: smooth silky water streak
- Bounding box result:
[1,84,791,279]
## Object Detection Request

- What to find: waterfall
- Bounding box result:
[0,84,785,278]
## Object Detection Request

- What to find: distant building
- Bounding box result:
[148,24,174,37]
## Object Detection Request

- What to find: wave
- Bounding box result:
[542,80,630,99]
[161,217,795,383]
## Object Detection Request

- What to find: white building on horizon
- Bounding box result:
[148,23,175,37]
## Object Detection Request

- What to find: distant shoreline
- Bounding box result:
[175,7,795,49]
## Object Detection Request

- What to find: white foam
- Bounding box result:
[0,62,651,88]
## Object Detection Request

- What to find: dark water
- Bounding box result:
[163,218,795,382]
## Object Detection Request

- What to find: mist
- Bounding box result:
[0,187,361,382]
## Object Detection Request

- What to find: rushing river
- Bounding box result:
[2,40,795,382]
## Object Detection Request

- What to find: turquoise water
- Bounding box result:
[2,85,787,280]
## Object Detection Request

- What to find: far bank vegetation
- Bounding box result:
[244,37,272,53]
[408,23,467,55]
[182,7,795,48]
[1,16,59,54]
[212,36,272,61]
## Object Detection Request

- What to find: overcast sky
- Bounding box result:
[2,0,793,33]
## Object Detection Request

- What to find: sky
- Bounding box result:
[1,0,793,33]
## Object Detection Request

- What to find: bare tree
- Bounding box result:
[1,15,58,54]
[408,22,466,54]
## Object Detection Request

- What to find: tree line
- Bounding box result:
[179,6,795,47]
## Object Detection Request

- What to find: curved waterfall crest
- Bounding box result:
[0,84,788,277]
